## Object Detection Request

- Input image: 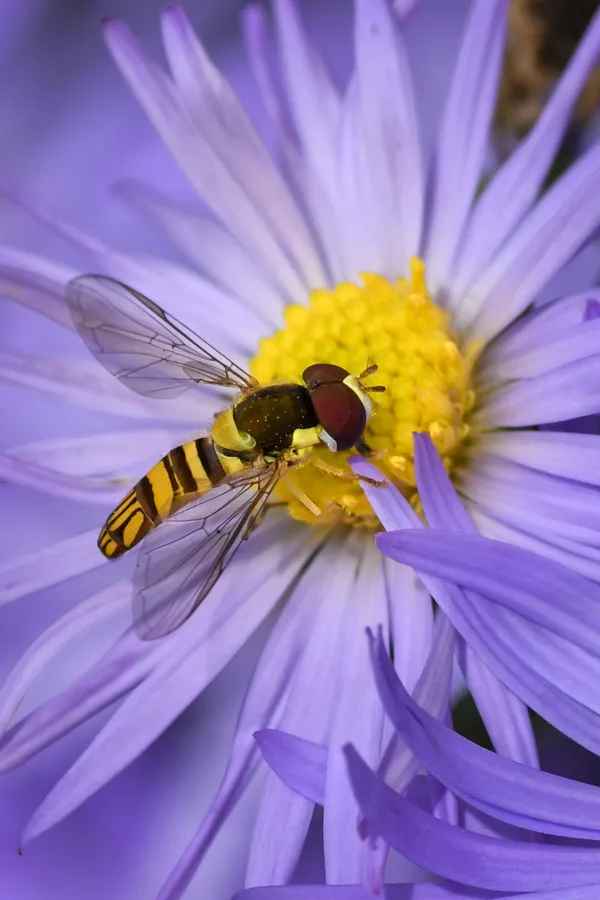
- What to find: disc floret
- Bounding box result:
[250,258,475,526]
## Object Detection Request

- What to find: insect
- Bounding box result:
[67,275,385,640]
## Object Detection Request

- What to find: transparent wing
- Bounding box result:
[66,274,255,398]
[132,462,283,639]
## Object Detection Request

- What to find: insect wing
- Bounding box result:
[132,463,282,639]
[66,274,255,398]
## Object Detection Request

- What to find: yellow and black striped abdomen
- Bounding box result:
[98,437,227,559]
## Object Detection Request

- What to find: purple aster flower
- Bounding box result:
[2,0,600,897]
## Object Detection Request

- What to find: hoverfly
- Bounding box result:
[67,275,384,640]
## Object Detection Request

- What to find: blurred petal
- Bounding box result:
[0,629,159,773]
[20,518,313,845]
[0,346,202,421]
[7,428,179,478]
[0,581,130,735]
[0,246,78,330]
[0,528,106,605]
[0,452,127,505]
[155,533,334,900]
[0,181,260,354]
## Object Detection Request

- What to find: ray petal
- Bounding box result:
[450,8,600,302]
[0,581,130,736]
[353,0,424,274]
[154,533,328,900]
[0,246,78,330]
[245,532,361,888]
[0,528,107,606]
[104,16,319,305]
[323,546,388,884]
[0,346,204,422]
[19,518,312,845]
[425,0,508,297]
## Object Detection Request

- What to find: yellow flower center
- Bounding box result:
[250,258,476,528]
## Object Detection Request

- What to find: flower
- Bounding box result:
[3,0,600,897]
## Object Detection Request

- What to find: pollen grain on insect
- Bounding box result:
[250,257,476,527]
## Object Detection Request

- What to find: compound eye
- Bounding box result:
[302,363,349,388]
[310,381,367,452]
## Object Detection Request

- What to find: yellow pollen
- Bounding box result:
[250,258,476,528]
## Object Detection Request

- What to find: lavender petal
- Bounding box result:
[155,532,331,900]
[245,532,362,887]
[482,430,600,487]
[160,5,326,291]
[463,141,600,342]
[20,521,314,845]
[323,546,387,883]
[255,730,326,805]
[346,745,600,892]
[0,581,130,735]
[114,180,284,326]
[0,246,78,330]
[425,0,508,296]
[0,453,130,505]
[104,16,316,305]
[371,631,600,840]
[450,8,600,306]
[0,346,202,422]
[0,528,107,605]
[353,0,423,274]
[474,355,600,428]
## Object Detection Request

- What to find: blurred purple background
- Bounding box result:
[4,1,598,897]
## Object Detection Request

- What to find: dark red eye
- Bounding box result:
[310,381,366,452]
[302,363,349,388]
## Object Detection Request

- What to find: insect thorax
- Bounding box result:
[212,383,321,459]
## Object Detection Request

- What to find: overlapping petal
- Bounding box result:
[114,180,284,326]
[362,436,600,757]
[346,745,600,893]
[17,516,314,846]
[245,532,368,888]
[155,534,335,900]
[450,6,600,314]
[369,629,600,840]
[0,581,130,736]
[425,0,507,296]
[0,529,107,606]
[105,8,325,305]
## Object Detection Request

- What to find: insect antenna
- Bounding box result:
[358,362,386,394]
